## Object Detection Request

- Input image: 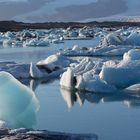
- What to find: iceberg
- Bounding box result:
[75,74,116,93]
[37,53,71,69]
[29,62,46,79]
[100,32,124,46]
[60,66,116,93]
[100,49,140,88]
[60,49,140,93]
[23,39,49,47]
[6,64,30,79]
[125,31,140,46]
[0,54,68,80]
[124,84,140,95]
[4,31,15,39]
[0,72,39,128]
[61,44,140,57]
[60,68,75,90]
[123,49,140,61]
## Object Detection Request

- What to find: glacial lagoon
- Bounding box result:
[0,39,140,140]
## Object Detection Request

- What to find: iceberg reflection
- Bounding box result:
[60,88,140,109]
[0,72,39,128]
[60,88,76,108]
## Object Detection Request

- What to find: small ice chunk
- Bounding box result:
[60,68,75,90]
[30,62,46,79]
[125,31,140,46]
[125,84,140,94]
[76,75,116,93]
[37,54,70,68]
[123,49,140,61]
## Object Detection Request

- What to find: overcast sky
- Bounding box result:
[0,0,140,22]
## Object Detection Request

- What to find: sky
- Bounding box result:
[0,0,140,22]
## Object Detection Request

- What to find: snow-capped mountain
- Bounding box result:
[0,0,140,22]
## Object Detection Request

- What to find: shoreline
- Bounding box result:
[0,20,140,32]
[0,128,98,140]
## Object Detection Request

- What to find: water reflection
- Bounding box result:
[60,88,77,108]
[21,78,140,110]
[20,78,56,91]
[60,88,140,109]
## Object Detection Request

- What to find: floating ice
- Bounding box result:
[124,84,140,95]
[37,53,70,70]
[23,39,49,47]
[100,49,140,88]
[61,44,140,57]
[29,62,46,79]
[125,31,140,46]
[123,49,140,61]
[72,58,102,75]
[4,31,15,39]
[60,49,140,92]
[0,71,39,128]
[6,63,30,79]
[76,74,116,93]
[60,68,75,90]
[100,32,124,46]
[0,54,68,79]
[60,65,116,93]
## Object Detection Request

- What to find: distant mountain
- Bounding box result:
[0,0,140,22]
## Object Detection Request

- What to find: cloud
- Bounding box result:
[0,0,28,3]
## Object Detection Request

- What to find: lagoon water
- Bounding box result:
[35,80,140,140]
[0,39,140,140]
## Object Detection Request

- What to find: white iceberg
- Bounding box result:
[124,84,140,95]
[37,53,70,70]
[75,74,116,93]
[60,67,116,93]
[60,68,75,90]
[23,39,49,47]
[0,54,67,79]
[125,31,140,46]
[60,49,140,92]
[4,31,15,39]
[100,49,140,88]
[123,49,140,61]
[62,44,140,57]
[29,62,46,79]
[100,32,124,46]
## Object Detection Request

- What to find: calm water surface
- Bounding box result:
[34,80,140,140]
